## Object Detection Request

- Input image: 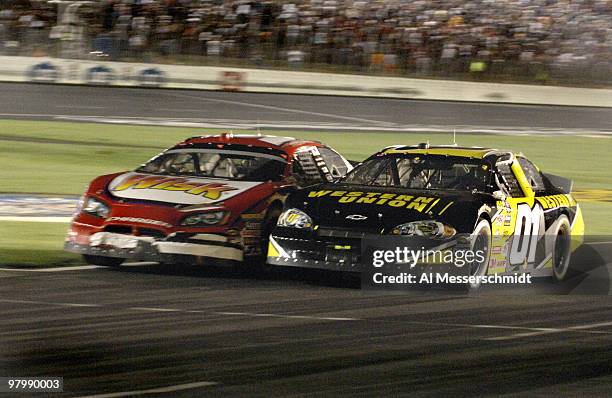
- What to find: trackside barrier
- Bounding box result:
[0,56,610,107]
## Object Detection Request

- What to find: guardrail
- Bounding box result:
[1,56,610,107]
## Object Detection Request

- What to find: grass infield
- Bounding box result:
[0,221,80,266]
[0,119,610,265]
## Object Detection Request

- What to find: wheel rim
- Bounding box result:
[554,225,570,275]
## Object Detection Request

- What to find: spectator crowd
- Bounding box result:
[0,0,610,84]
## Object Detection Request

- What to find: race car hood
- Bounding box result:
[107,172,263,205]
[288,184,495,233]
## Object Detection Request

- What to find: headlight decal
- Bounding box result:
[391,220,456,239]
[277,208,313,229]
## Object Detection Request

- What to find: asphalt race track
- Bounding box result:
[2,82,612,396]
[1,258,612,397]
[1,234,612,396]
[0,82,611,133]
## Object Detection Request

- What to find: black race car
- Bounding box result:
[267,144,584,283]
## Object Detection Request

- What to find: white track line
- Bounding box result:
[6,298,610,338]
[2,298,611,338]
[0,262,159,272]
[0,299,52,304]
[3,297,612,338]
[0,298,103,307]
[58,303,103,308]
[74,381,218,398]
[1,111,610,135]
[486,320,612,341]
[154,108,211,112]
[213,311,360,321]
[120,262,159,267]
[0,298,360,322]
[51,115,612,136]
[411,320,558,333]
[129,307,183,313]
[159,91,398,127]
[0,265,103,272]
[0,216,71,222]
[55,105,107,110]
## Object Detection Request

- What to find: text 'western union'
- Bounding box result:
[308,190,440,213]
[535,194,572,209]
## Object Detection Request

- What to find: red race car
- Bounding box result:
[64,133,352,268]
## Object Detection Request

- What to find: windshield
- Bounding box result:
[137,150,287,182]
[342,154,495,192]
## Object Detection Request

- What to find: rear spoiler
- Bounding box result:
[542,172,573,194]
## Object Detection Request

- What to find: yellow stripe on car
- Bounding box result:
[384,147,494,158]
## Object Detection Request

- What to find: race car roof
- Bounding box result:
[382,145,513,159]
[179,134,321,152]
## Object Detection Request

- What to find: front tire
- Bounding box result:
[467,219,492,290]
[243,208,282,276]
[552,215,572,282]
[82,254,125,267]
[261,208,282,258]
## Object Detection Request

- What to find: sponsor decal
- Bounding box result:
[112,174,237,200]
[241,230,262,238]
[535,194,572,209]
[86,65,115,84]
[308,190,442,213]
[107,217,173,228]
[244,222,262,230]
[27,62,59,82]
[139,68,166,86]
[241,221,263,238]
[492,246,504,255]
[241,213,265,220]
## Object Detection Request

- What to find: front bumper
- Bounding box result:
[267,228,467,273]
[267,234,362,272]
[65,231,244,263]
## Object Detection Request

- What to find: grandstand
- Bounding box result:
[0,0,610,85]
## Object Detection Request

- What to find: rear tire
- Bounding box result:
[83,254,125,267]
[552,215,572,282]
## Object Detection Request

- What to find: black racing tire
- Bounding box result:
[467,218,492,290]
[243,207,282,276]
[82,254,125,267]
[261,208,282,258]
[552,215,572,283]
[259,208,282,275]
